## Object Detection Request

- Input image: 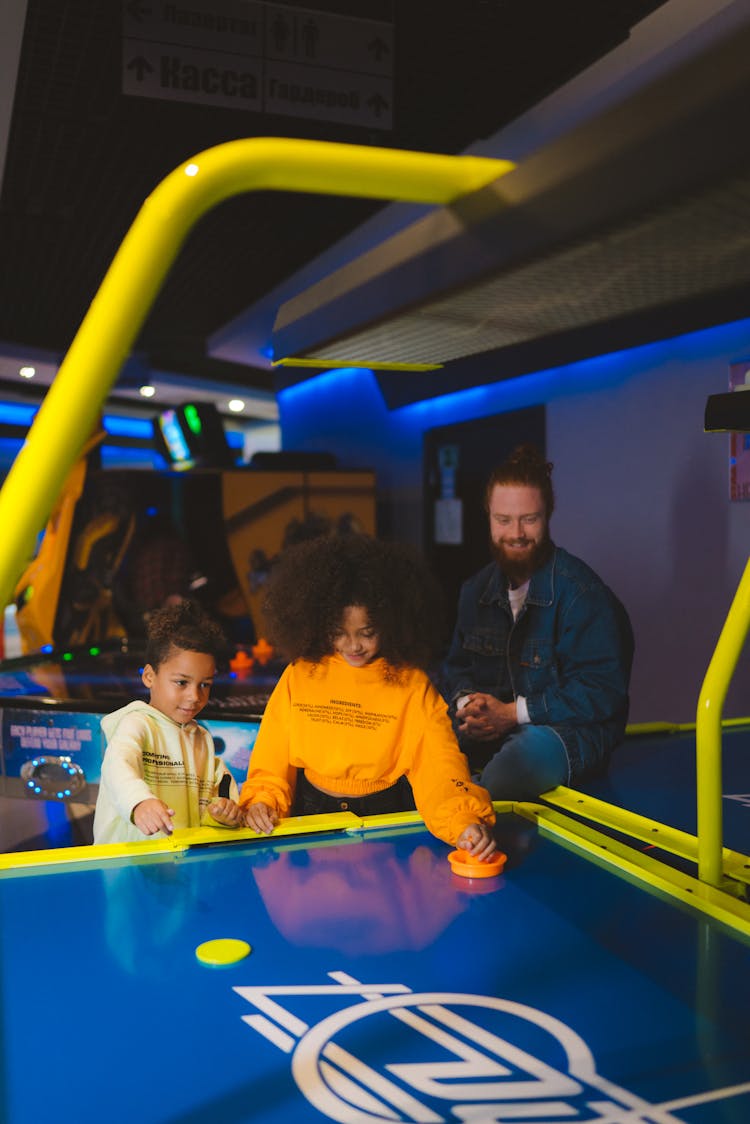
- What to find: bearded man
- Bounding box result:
[442,444,634,801]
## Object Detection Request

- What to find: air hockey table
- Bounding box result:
[1,751,749,1124]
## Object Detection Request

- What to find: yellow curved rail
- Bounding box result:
[0,137,512,614]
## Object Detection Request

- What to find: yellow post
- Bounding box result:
[696,556,750,884]
[0,138,512,614]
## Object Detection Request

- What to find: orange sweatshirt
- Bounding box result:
[239,654,495,846]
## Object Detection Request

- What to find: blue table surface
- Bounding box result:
[1,813,748,1124]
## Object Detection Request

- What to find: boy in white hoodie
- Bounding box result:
[93,601,243,844]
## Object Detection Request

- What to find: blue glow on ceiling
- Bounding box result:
[398,341,669,424]
[277,367,367,405]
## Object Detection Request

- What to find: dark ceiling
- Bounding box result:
[0,0,669,403]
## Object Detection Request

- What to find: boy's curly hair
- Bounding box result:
[262,533,445,670]
[145,600,228,669]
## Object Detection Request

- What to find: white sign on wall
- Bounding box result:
[122,0,393,129]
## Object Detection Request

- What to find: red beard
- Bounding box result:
[490,533,552,587]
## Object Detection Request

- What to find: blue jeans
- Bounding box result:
[479,725,570,801]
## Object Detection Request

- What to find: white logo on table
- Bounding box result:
[234,971,686,1122]
[725,792,750,808]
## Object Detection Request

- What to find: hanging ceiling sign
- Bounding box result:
[122,0,393,129]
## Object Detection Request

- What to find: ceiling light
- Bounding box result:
[227,399,245,413]
[19,366,35,379]
[139,385,156,398]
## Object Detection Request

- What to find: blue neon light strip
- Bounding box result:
[0,407,239,452]
[102,415,154,438]
[0,403,37,426]
[0,441,164,471]
[0,405,156,439]
[99,446,161,469]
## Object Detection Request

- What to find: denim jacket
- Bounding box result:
[442,545,634,777]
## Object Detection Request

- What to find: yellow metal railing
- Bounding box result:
[696,556,750,885]
[0,137,512,617]
[515,800,750,942]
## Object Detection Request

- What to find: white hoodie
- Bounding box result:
[93,699,238,845]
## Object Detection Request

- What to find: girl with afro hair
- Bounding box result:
[240,533,496,859]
